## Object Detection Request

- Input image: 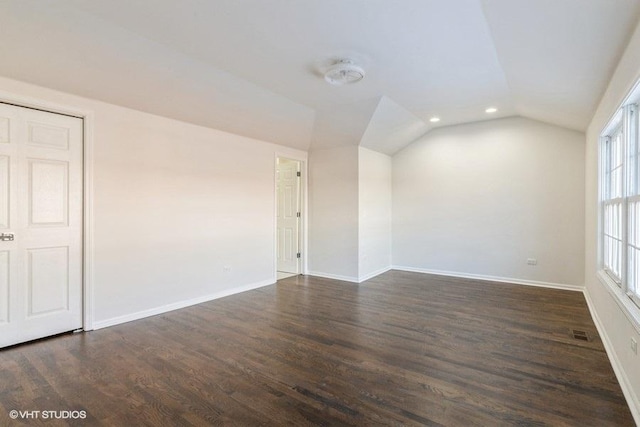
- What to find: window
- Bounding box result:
[600,103,640,308]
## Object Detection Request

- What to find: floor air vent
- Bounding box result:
[571,329,590,342]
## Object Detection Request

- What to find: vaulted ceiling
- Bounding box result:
[0,0,638,154]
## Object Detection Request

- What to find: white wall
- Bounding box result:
[585,17,640,422]
[358,147,392,280]
[308,146,359,281]
[0,76,306,327]
[393,117,585,287]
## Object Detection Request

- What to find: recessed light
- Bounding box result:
[429,117,440,123]
[485,107,498,113]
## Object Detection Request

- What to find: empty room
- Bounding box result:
[1,0,640,425]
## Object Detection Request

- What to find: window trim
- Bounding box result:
[601,121,625,285]
[598,96,640,329]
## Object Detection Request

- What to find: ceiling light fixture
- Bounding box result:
[324,59,365,86]
[485,107,498,113]
[429,117,440,123]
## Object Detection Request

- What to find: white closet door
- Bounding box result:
[0,103,83,348]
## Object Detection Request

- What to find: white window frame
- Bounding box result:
[601,121,624,284]
[599,99,640,320]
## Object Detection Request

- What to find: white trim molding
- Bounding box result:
[584,288,640,426]
[358,266,393,283]
[307,271,360,283]
[392,266,584,292]
[93,278,275,330]
[308,266,393,284]
[82,112,95,331]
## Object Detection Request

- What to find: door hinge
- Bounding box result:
[296,171,301,177]
[297,252,301,259]
[296,212,301,218]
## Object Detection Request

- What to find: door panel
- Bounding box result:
[0,117,9,143]
[27,247,69,316]
[28,121,70,150]
[0,103,82,348]
[0,251,8,323]
[0,156,9,229]
[29,159,69,226]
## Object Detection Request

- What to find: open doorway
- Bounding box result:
[276,157,302,280]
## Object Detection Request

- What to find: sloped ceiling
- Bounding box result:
[360,97,431,156]
[0,0,638,154]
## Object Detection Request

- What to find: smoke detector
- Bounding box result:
[324,59,365,86]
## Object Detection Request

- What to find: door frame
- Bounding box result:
[274,153,308,278]
[0,90,95,331]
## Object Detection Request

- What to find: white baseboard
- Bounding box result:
[391,265,584,292]
[308,266,392,284]
[358,266,393,283]
[584,289,640,426]
[307,271,360,283]
[92,278,275,330]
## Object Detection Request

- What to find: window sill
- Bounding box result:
[596,270,640,335]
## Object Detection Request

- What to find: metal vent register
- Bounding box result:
[571,329,590,342]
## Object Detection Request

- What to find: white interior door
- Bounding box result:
[0,103,83,348]
[277,158,300,274]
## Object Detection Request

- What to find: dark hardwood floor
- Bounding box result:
[0,271,634,426]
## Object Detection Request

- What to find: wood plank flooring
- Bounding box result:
[0,271,634,426]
